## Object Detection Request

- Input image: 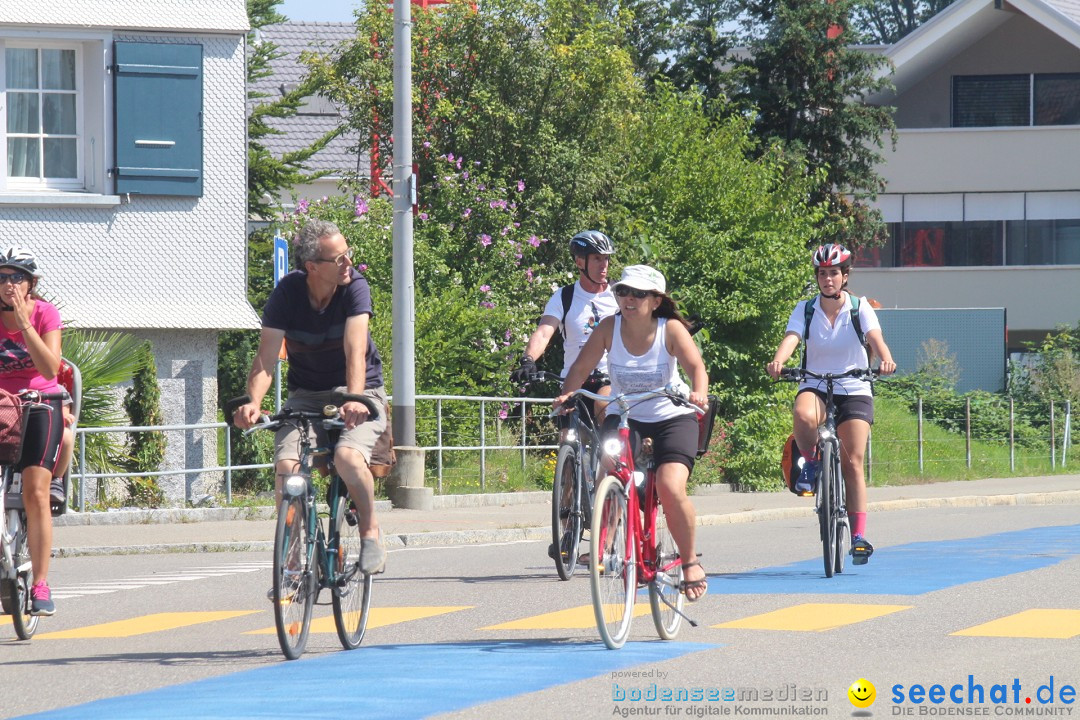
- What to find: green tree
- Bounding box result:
[732,0,896,247]
[850,0,953,44]
[663,0,740,103]
[246,0,343,219]
[123,342,166,506]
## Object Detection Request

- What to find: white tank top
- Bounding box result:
[607,316,694,423]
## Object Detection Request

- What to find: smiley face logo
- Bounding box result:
[848,678,876,708]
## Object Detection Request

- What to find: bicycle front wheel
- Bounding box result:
[331,493,372,650]
[834,456,850,575]
[648,511,683,640]
[273,495,314,660]
[818,443,837,578]
[589,475,635,649]
[551,444,582,581]
[2,511,38,640]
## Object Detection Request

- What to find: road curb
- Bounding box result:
[51,490,1080,558]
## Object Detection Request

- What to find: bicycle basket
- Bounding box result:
[0,389,26,464]
[695,395,721,458]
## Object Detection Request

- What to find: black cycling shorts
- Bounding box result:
[601,412,699,472]
[17,395,65,474]
[797,388,875,426]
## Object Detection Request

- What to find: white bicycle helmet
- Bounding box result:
[0,247,41,278]
[812,243,852,268]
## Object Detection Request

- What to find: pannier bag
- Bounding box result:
[780,433,811,496]
[696,395,721,458]
[0,389,25,465]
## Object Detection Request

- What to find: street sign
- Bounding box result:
[273,233,289,286]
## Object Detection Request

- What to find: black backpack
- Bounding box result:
[800,295,870,372]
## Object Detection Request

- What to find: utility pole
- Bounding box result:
[392,0,416,446]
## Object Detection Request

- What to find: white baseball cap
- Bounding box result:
[614,265,666,294]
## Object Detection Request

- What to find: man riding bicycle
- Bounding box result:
[510,230,618,411]
[232,220,389,578]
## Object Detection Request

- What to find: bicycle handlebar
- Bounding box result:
[225,392,380,432]
[778,367,879,382]
[560,385,706,417]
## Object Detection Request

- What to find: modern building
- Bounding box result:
[0,0,260,503]
[860,0,1080,352]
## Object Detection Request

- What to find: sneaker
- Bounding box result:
[30,581,55,616]
[852,535,874,565]
[360,533,386,574]
[49,477,65,505]
[794,459,817,495]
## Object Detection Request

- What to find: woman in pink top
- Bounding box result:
[0,247,65,616]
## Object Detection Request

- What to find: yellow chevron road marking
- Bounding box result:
[245,606,473,635]
[36,611,260,639]
[484,603,651,630]
[714,603,911,632]
[953,609,1080,639]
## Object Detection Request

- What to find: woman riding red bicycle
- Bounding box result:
[555,265,710,601]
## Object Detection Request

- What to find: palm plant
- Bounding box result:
[62,329,145,489]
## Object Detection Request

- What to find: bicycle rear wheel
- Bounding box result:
[551,444,582,581]
[589,475,635,649]
[648,510,683,640]
[2,511,38,640]
[818,443,837,578]
[273,495,314,660]
[331,493,372,650]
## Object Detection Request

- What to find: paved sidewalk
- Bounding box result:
[51,474,1080,557]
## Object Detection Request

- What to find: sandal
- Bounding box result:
[680,560,708,602]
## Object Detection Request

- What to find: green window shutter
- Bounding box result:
[113,42,203,196]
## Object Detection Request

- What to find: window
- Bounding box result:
[953,73,1080,127]
[3,43,83,189]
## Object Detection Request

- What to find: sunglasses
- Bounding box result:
[614,286,653,299]
[0,272,28,285]
[312,251,353,267]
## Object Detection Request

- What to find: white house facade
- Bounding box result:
[0,1,260,504]
[862,0,1080,351]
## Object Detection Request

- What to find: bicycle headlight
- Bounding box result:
[565,428,577,443]
[819,428,834,441]
[602,438,623,457]
[283,474,306,497]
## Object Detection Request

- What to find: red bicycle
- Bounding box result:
[566,385,704,649]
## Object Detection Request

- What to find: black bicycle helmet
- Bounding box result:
[569,230,615,258]
[0,246,41,278]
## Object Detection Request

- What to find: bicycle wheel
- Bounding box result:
[272,495,314,660]
[589,475,635,649]
[834,457,850,575]
[648,510,683,640]
[331,493,372,650]
[551,444,582,581]
[2,511,38,640]
[818,443,837,578]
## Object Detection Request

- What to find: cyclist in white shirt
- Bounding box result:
[511,230,618,402]
[555,265,711,601]
[766,243,896,565]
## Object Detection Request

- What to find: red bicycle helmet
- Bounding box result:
[812,243,852,268]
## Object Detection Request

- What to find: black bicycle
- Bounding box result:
[229,392,379,660]
[778,367,876,577]
[526,371,605,580]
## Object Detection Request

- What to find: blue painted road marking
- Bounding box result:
[20,641,719,720]
[711,523,1080,596]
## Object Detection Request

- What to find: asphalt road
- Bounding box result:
[4,503,1080,719]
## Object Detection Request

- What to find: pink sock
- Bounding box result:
[800,448,815,463]
[851,512,867,538]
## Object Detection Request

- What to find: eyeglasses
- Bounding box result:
[312,251,353,267]
[0,272,28,285]
[614,286,652,299]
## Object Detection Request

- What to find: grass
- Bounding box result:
[868,395,1074,486]
[424,449,554,494]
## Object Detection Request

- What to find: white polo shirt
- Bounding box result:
[542,281,618,377]
[785,293,880,397]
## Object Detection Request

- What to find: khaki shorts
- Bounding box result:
[274,386,389,466]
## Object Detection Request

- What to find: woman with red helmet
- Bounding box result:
[766,243,896,565]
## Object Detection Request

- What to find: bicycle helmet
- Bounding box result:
[812,243,852,269]
[0,246,41,278]
[569,230,615,258]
